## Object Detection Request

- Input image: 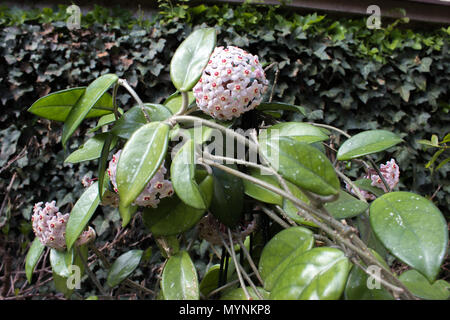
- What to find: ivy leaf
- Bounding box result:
[337,130,403,161]
[62,74,118,147]
[162,251,199,300]
[370,192,448,281]
[27,87,114,122]
[116,122,170,207]
[107,250,143,287]
[170,28,216,92]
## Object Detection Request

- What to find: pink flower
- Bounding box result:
[193,46,268,120]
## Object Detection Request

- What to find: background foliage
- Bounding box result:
[0,2,449,297]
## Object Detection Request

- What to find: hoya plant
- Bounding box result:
[25,28,449,300]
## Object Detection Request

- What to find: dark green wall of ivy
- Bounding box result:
[0,4,449,240]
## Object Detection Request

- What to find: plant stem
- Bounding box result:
[118,78,150,122]
[75,246,108,296]
[112,82,120,121]
[309,122,351,138]
[174,91,189,116]
[237,238,264,286]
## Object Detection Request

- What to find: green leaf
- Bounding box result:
[27,87,114,122]
[62,74,118,147]
[118,203,138,228]
[257,102,306,115]
[49,249,72,278]
[170,28,217,91]
[261,122,329,144]
[116,122,170,207]
[209,165,244,227]
[258,227,314,291]
[65,182,101,250]
[89,109,123,133]
[64,133,117,164]
[259,135,339,196]
[282,181,317,227]
[106,250,143,287]
[98,134,114,201]
[143,176,213,236]
[164,92,195,114]
[344,250,393,300]
[324,190,369,219]
[353,178,385,197]
[370,192,448,281]
[171,139,206,209]
[399,269,450,300]
[199,264,221,297]
[243,168,283,205]
[53,272,73,298]
[111,104,172,140]
[162,251,199,300]
[270,247,351,300]
[220,287,270,300]
[25,238,45,283]
[337,130,403,160]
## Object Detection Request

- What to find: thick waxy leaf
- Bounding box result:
[337,130,403,160]
[64,133,117,164]
[164,91,195,114]
[282,181,317,227]
[89,109,123,133]
[50,249,73,278]
[162,251,199,300]
[259,135,339,196]
[98,135,114,201]
[118,203,138,228]
[353,178,385,198]
[399,269,450,300]
[199,265,221,297]
[28,87,114,122]
[258,227,314,291]
[25,238,45,283]
[370,192,448,281]
[243,169,283,205]
[143,176,213,236]
[210,165,244,227]
[270,247,351,300]
[107,250,143,287]
[116,122,170,207]
[111,104,172,140]
[344,250,393,300]
[220,287,270,300]
[171,139,206,209]
[324,190,369,219]
[170,28,217,92]
[66,182,101,250]
[257,102,306,115]
[262,122,329,144]
[62,74,118,147]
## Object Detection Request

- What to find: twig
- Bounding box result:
[236,238,264,286]
[75,246,108,296]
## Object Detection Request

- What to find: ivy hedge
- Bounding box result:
[0,3,449,246]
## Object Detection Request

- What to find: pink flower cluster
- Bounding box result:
[346,158,400,200]
[106,150,174,208]
[32,201,95,250]
[193,46,269,120]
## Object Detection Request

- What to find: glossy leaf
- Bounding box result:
[257,102,306,115]
[324,190,369,219]
[118,203,138,228]
[243,169,283,205]
[259,135,339,196]
[370,192,448,281]
[399,269,450,300]
[111,104,172,140]
[220,287,270,300]
[261,122,329,144]
[270,247,351,300]
[64,133,117,164]
[353,178,385,198]
[66,182,101,250]
[161,251,199,300]
[89,109,123,133]
[164,91,195,114]
[282,181,317,227]
[49,249,72,278]
[107,250,143,287]
[170,28,216,92]
[171,139,206,209]
[98,134,114,201]
[62,74,118,147]
[209,165,244,227]
[116,122,170,207]
[199,265,221,297]
[258,227,314,291]
[25,238,45,283]
[337,130,403,160]
[28,87,114,122]
[143,176,213,236]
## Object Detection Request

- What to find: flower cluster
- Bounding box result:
[106,150,174,208]
[346,158,400,200]
[197,213,257,246]
[193,46,269,120]
[32,201,95,250]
